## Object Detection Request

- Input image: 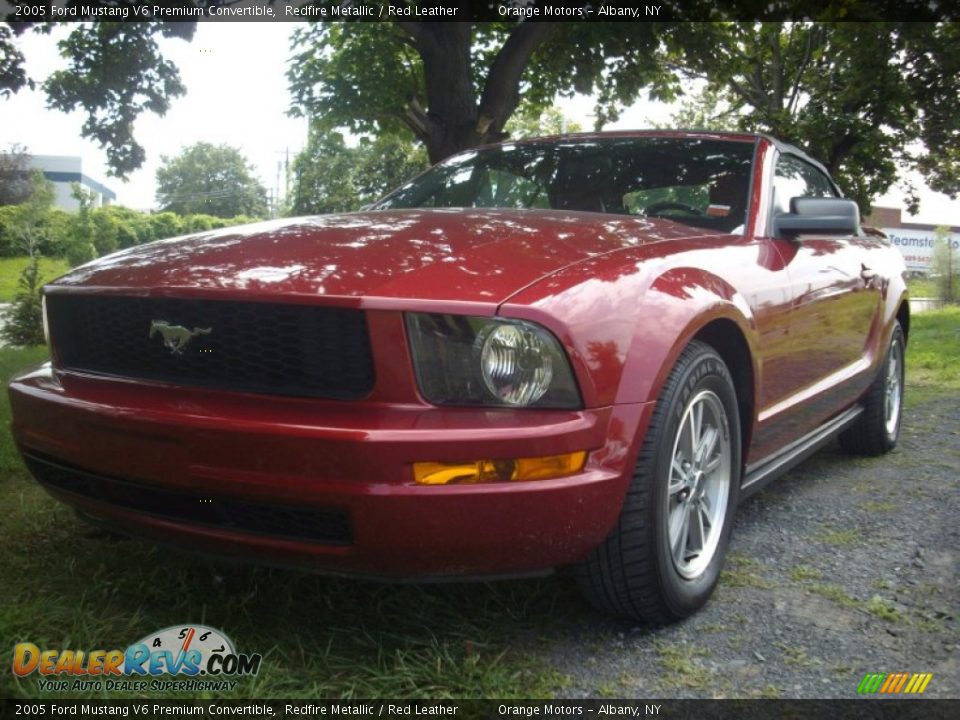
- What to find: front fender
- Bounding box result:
[619,267,760,406]
[499,247,760,410]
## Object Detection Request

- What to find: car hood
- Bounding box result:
[49,208,696,307]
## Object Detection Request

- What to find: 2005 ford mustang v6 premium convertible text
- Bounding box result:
[9,131,908,622]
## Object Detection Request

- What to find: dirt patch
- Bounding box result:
[548,395,959,699]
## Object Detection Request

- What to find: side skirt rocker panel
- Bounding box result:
[740,405,865,499]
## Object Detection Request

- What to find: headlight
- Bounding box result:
[406,313,581,408]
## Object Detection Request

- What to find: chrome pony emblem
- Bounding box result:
[149,320,212,355]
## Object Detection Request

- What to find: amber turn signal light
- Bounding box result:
[413,451,587,485]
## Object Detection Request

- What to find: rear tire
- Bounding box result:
[575,341,741,623]
[839,321,905,456]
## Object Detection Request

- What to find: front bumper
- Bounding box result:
[9,363,652,578]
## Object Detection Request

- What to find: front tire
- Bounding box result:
[839,321,905,456]
[575,341,741,623]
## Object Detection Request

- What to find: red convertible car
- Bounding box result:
[8,131,908,622]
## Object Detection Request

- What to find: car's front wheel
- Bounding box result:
[576,341,741,623]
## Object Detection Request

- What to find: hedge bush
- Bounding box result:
[0,205,258,262]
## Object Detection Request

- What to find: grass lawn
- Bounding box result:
[0,256,70,303]
[0,308,957,699]
[905,305,960,407]
[906,275,938,298]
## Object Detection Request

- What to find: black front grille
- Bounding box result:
[24,452,352,545]
[45,294,374,399]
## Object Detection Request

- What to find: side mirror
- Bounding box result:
[774,197,860,237]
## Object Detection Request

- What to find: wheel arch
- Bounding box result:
[616,267,761,404]
[692,319,756,462]
[896,297,910,343]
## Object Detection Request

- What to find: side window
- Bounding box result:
[773,155,836,215]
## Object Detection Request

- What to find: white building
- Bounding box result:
[27,155,116,211]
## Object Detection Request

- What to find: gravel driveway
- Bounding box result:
[548,394,959,699]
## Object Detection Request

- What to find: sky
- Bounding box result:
[0,23,307,211]
[1,22,957,227]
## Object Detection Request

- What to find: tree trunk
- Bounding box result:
[408,22,557,164]
[417,24,481,164]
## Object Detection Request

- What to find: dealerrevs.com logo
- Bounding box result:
[12,625,262,693]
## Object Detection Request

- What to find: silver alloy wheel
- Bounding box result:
[884,338,903,437]
[667,390,732,580]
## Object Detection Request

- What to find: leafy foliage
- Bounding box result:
[664,22,960,211]
[287,18,670,163]
[0,203,255,263]
[653,84,736,132]
[43,23,193,178]
[0,144,33,205]
[504,108,583,139]
[156,143,268,219]
[289,131,427,216]
[0,172,54,346]
[2,5,957,205]
[930,227,959,304]
[3,171,54,257]
[64,184,97,267]
[1,254,45,346]
[0,24,30,98]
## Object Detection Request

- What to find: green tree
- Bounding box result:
[95,205,151,249]
[288,19,681,164]
[353,134,429,203]
[654,84,737,132]
[665,22,960,212]
[147,212,183,241]
[505,107,583,139]
[289,131,427,216]
[4,3,957,198]
[64,183,96,266]
[90,208,121,256]
[1,171,55,346]
[290,132,360,216]
[4,20,193,177]
[0,143,33,205]
[155,143,268,218]
[1,205,71,258]
[1,254,45,346]
[9,170,54,257]
[3,4,679,168]
[930,227,958,304]
[0,24,30,98]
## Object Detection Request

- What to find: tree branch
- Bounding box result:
[827,133,859,173]
[403,94,431,139]
[787,26,820,116]
[727,77,753,106]
[477,22,558,136]
[770,29,784,111]
[398,109,430,144]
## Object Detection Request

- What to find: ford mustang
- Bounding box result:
[8,131,908,622]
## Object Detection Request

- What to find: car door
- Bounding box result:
[765,153,883,435]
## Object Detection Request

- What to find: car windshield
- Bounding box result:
[375,136,756,233]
